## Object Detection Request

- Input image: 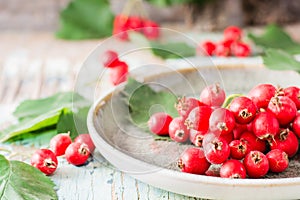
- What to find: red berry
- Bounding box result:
[74,134,96,153]
[200,83,226,107]
[31,149,58,175]
[232,42,251,57]
[266,149,289,173]
[113,15,129,41]
[199,41,216,56]
[175,97,205,119]
[101,50,120,68]
[224,26,242,41]
[252,112,279,140]
[267,96,297,126]
[229,139,250,160]
[65,143,90,166]
[219,131,234,144]
[148,112,173,136]
[209,108,236,136]
[109,61,128,85]
[215,40,232,57]
[228,96,257,124]
[168,117,189,143]
[189,129,206,147]
[240,131,267,153]
[232,123,248,139]
[248,84,276,109]
[49,133,72,156]
[220,159,246,179]
[243,151,269,178]
[185,106,213,133]
[284,86,300,109]
[292,114,300,138]
[270,128,299,158]
[178,147,210,175]
[203,133,230,164]
[128,16,143,31]
[142,20,160,40]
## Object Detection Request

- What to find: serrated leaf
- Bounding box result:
[0,155,58,200]
[56,0,114,40]
[122,78,178,129]
[248,24,300,54]
[263,49,300,73]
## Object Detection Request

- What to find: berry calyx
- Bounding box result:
[169,117,189,143]
[74,134,96,153]
[209,108,235,136]
[220,159,246,179]
[266,149,289,173]
[243,151,269,178]
[203,134,230,164]
[228,96,256,124]
[229,139,250,160]
[200,83,226,107]
[31,149,58,175]
[65,142,90,166]
[148,112,173,136]
[49,132,72,156]
[189,129,206,147]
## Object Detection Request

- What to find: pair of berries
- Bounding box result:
[31,133,95,175]
[113,14,159,41]
[101,50,129,85]
[199,26,251,57]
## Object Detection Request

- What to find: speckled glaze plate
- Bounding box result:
[87,63,300,200]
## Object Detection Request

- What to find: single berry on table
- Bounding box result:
[49,133,72,156]
[243,150,269,178]
[148,112,173,136]
[65,142,90,166]
[31,149,58,175]
[266,149,289,173]
[220,159,246,179]
[74,133,96,153]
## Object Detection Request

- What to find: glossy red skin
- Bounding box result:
[127,16,143,31]
[267,96,297,126]
[252,112,279,140]
[240,131,267,153]
[169,117,189,143]
[31,149,58,175]
[220,159,246,179]
[229,139,250,160]
[292,114,300,138]
[209,108,236,136]
[148,112,173,136]
[109,61,128,85]
[203,134,230,164]
[189,129,206,147]
[50,133,72,156]
[266,149,289,173]
[270,129,299,158]
[74,134,96,153]
[232,123,248,139]
[178,147,210,175]
[65,143,90,166]
[224,26,242,41]
[200,41,216,56]
[215,40,231,57]
[243,151,269,178]
[200,83,226,107]
[228,96,257,124]
[219,131,234,145]
[175,97,206,119]
[113,15,129,41]
[101,50,120,68]
[185,106,213,133]
[248,84,276,109]
[232,42,251,57]
[284,86,300,109]
[142,20,160,40]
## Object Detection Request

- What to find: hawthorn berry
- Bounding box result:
[252,111,279,141]
[175,96,205,119]
[65,142,90,166]
[220,159,246,179]
[74,134,96,153]
[240,131,267,153]
[229,139,250,160]
[169,117,189,143]
[232,42,251,57]
[142,20,160,40]
[185,106,213,133]
[199,41,216,56]
[189,129,206,147]
[284,86,300,109]
[215,40,232,57]
[31,149,58,175]
[148,112,173,136]
[266,149,289,173]
[101,50,120,68]
[109,61,128,85]
[224,26,242,41]
[178,147,210,175]
[248,83,276,109]
[127,16,143,31]
[200,83,226,107]
[113,14,129,41]
[49,133,72,156]
[209,108,235,136]
[292,114,300,138]
[228,96,256,124]
[243,151,269,178]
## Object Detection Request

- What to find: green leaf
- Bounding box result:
[262,49,300,73]
[222,94,243,108]
[122,78,178,129]
[150,41,196,59]
[248,24,300,54]
[56,0,114,40]
[0,155,58,200]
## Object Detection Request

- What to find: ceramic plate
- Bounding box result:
[87,63,300,200]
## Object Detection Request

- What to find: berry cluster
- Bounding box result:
[30,133,95,175]
[148,83,300,178]
[101,50,129,85]
[113,14,160,41]
[198,26,251,57]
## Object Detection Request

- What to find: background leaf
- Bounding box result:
[56,0,114,40]
[0,155,58,200]
[150,41,196,59]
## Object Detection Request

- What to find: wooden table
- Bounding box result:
[0,31,204,200]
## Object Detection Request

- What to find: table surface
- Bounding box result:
[0,31,205,200]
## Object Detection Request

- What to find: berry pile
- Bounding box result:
[148,83,300,178]
[113,14,160,41]
[198,26,251,57]
[31,133,95,175]
[101,50,129,86]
